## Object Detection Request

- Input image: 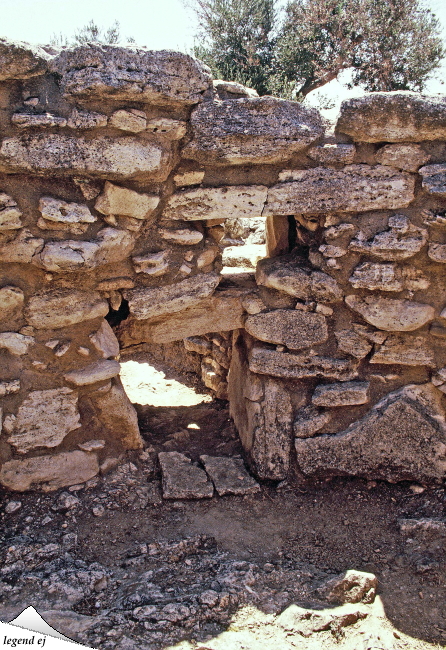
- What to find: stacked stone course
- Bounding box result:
[0,38,445,491]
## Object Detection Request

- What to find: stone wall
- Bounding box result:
[1,38,446,491]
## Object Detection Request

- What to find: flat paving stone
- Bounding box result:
[158,452,213,499]
[200,455,260,496]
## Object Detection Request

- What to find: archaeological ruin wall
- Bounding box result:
[1,38,446,492]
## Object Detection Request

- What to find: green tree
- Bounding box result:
[50,20,134,48]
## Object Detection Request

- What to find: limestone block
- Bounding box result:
[428,243,446,263]
[245,309,328,350]
[0,229,44,263]
[307,144,356,165]
[264,165,415,215]
[249,346,358,381]
[26,290,108,329]
[64,360,120,386]
[6,388,81,453]
[121,289,245,345]
[146,118,187,140]
[0,134,172,182]
[213,79,259,99]
[0,380,20,397]
[345,295,435,332]
[349,262,402,291]
[200,456,260,496]
[162,185,267,221]
[158,451,214,499]
[124,272,220,320]
[335,330,373,359]
[0,285,24,320]
[295,384,446,483]
[38,197,96,224]
[256,256,343,303]
[293,405,331,438]
[183,336,212,355]
[109,109,147,133]
[336,92,446,142]
[95,182,159,220]
[0,38,50,80]
[312,381,370,407]
[375,143,429,171]
[159,228,203,245]
[67,109,108,129]
[51,46,212,107]
[133,251,169,276]
[0,193,22,231]
[89,320,120,359]
[89,379,143,449]
[371,335,435,367]
[0,450,99,492]
[0,332,34,355]
[419,163,446,198]
[11,113,67,128]
[183,97,324,165]
[173,171,205,187]
[349,215,427,260]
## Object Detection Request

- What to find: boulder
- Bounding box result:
[0,134,172,181]
[336,92,446,142]
[183,97,324,165]
[26,290,108,329]
[264,165,415,215]
[345,295,434,332]
[0,38,50,80]
[295,384,446,483]
[51,45,212,107]
[162,185,267,221]
[245,309,328,350]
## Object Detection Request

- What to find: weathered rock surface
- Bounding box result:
[335,329,373,359]
[293,405,331,438]
[428,243,446,263]
[0,135,172,181]
[0,286,24,320]
[38,197,96,226]
[419,163,446,197]
[95,182,159,219]
[132,251,169,276]
[245,309,328,350]
[89,320,120,358]
[51,46,212,106]
[159,227,203,245]
[321,570,377,605]
[0,38,50,80]
[249,346,358,380]
[11,113,67,128]
[295,384,446,483]
[349,262,402,291]
[6,388,81,453]
[183,97,324,165]
[311,381,370,407]
[109,109,147,133]
[0,229,44,263]
[200,455,260,496]
[256,256,342,303]
[349,215,427,260]
[307,143,356,165]
[158,452,214,499]
[371,335,435,366]
[336,92,446,142]
[0,332,34,355]
[0,380,20,397]
[264,165,415,215]
[345,295,435,332]
[213,79,258,99]
[26,290,108,329]
[64,360,120,386]
[0,193,22,231]
[124,273,220,320]
[0,451,99,492]
[162,185,267,221]
[89,380,143,450]
[375,143,429,171]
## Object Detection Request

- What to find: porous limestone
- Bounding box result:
[95,182,159,219]
[311,381,370,407]
[345,295,435,332]
[245,309,328,350]
[162,186,267,221]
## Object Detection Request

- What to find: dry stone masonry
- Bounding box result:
[1,38,446,491]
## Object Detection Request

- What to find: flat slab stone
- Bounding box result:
[336,92,446,142]
[0,451,99,492]
[311,381,370,407]
[345,295,435,332]
[64,360,120,386]
[348,215,427,261]
[295,384,446,483]
[263,165,415,215]
[200,456,260,496]
[0,134,172,181]
[371,335,435,367]
[7,388,81,453]
[51,46,212,107]
[183,97,324,165]
[0,37,50,80]
[124,272,220,320]
[249,346,358,381]
[158,452,214,499]
[245,309,328,350]
[162,185,267,221]
[26,290,109,329]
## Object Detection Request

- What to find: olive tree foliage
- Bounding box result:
[50,20,135,48]
[190,0,445,99]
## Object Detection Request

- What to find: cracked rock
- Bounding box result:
[158,452,214,499]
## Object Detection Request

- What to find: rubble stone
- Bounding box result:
[89,380,143,449]
[63,360,120,386]
[0,285,25,320]
[245,309,328,350]
[311,381,370,407]
[428,243,446,263]
[307,143,356,165]
[146,118,187,140]
[158,452,214,499]
[371,335,435,366]
[249,346,358,380]
[183,97,324,165]
[293,405,331,438]
[200,456,260,496]
[419,163,446,197]
[89,320,120,359]
[335,329,373,359]
[109,109,147,133]
[345,295,435,332]
[95,182,159,219]
[0,332,34,355]
[0,193,22,231]
[67,109,107,129]
[264,165,415,215]
[38,197,96,225]
[375,143,429,171]
[349,262,402,291]
[321,570,377,605]
[162,185,267,221]
[0,229,44,263]
[349,215,427,260]
[11,113,67,128]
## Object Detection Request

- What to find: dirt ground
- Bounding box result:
[1,353,445,650]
